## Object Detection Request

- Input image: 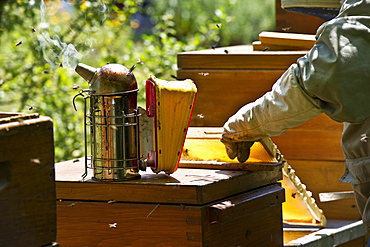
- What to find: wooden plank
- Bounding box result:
[287,160,361,220]
[0,115,56,247]
[177,45,306,70]
[55,159,282,205]
[258,32,316,49]
[56,200,203,247]
[180,161,280,172]
[177,69,285,126]
[253,41,311,51]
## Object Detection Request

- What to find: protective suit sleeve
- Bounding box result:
[295,14,370,123]
[222,64,323,142]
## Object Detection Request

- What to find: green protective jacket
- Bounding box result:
[222,0,370,184]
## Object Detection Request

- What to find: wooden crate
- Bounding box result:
[55,159,284,247]
[0,113,56,247]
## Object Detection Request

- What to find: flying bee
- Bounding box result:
[282,26,292,32]
[198,72,209,76]
[30,158,41,164]
[216,23,222,29]
[361,134,368,142]
[15,41,23,46]
[109,223,117,228]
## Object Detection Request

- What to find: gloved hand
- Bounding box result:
[221,138,254,163]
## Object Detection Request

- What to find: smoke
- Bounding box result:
[36,0,82,70]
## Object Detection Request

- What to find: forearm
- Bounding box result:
[223,64,323,142]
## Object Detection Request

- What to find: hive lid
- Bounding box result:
[0,112,40,124]
[177,45,306,70]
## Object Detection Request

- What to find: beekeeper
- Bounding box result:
[221,0,370,244]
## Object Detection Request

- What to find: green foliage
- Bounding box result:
[147,0,275,46]
[0,0,274,162]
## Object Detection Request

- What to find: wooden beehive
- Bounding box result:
[55,158,284,246]
[0,113,56,247]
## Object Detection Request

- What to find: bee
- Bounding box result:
[136,59,144,64]
[282,26,292,32]
[73,84,80,90]
[109,223,117,228]
[15,41,23,46]
[31,27,36,32]
[59,63,63,68]
[30,158,41,164]
[216,23,222,29]
[360,134,368,142]
[224,49,229,54]
[262,47,270,51]
[198,72,209,76]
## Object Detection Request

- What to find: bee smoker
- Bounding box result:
[74,62,197,181]
[74,63,142,180]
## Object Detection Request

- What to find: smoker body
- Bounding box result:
[88,90,140,180]
[75,63,141,180]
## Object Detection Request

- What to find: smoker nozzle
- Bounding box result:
[75,63,97,82]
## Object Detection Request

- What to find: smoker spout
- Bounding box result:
[75,63,97,82]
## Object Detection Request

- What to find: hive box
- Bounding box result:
[55,159,284,246]
[0,113,56,247]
